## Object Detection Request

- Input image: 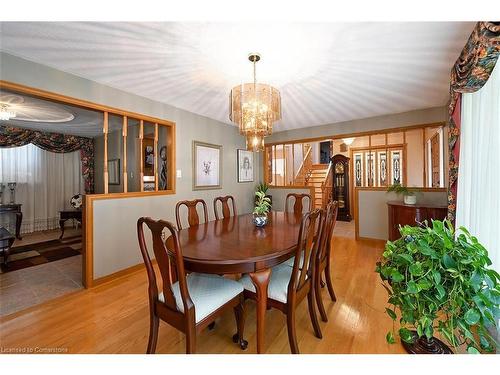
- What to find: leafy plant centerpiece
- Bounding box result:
[387,183,417,204]
[376,219,500,354]
[256,182,269,195]
[253,191,271,227]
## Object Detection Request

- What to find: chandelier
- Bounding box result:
[229,53,281,152]
[0,104,16,121]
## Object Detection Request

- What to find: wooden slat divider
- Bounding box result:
[154,123,159,191]
[140,120,144,192]
[122,116,128,193]
[103,112,109,194]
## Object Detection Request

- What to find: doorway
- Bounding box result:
[319,141,331,164]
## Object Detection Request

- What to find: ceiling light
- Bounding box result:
[0,104,16,121]
[342,137,355,146]
[229,53,281,152]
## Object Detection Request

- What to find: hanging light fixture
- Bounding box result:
[229,53,281,152]
[0,104,16,121]
[342,137,355,146]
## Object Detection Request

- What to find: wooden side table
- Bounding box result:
[0,204,22,240]
[0,227,15,266]
[387,201,448,241]
[59,209,82,239]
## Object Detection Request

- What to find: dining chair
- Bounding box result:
[213,195,237,220]
[137,217,247,354]
[238,209,324,354]
[314,200,339,322]
[175,199,209,230]
[285,193,312,214]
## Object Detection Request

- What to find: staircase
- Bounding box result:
[307,164,330,209]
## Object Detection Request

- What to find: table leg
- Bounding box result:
[59,219,66,240]
[15,212,22,240]
[249,268,271,354]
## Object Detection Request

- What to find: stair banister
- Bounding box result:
[320,161,333,208]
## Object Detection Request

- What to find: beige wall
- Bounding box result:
[267,106,447,144]
[357,189,448,240]
[0,52,260,280]
[267,187,313,212]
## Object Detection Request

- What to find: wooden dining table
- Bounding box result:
[173,210,303,354]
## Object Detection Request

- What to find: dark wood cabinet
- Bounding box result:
[331,154,351,221]
[387,201,448,240]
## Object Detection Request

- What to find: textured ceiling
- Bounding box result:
[0,89,112,138]
[0,22,474,131]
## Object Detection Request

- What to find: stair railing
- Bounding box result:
[294,144,312,185]
[320,161,333,208]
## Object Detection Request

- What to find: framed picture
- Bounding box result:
[193,141,222,190]
[108,159,120,185]
[237,149,254,182]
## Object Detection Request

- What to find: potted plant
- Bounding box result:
[255,182,272,207]
[253,191,271,227]
[387,183,417,205]
[376,219,499,354]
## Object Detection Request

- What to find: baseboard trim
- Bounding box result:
[92,262,149,287]
[357,237,388,247]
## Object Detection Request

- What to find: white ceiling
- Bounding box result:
[0,22,474,131]
[0,89,117,138]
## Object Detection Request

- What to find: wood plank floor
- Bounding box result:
[0,234,406,354]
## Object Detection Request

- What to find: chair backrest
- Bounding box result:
[317,200,339,265]
[137,217,194,316]
[175,199,209,230]
[213,195,237,220]
[288,208,324,296]
[285,193,312,214]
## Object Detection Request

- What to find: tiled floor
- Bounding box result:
[332,220,355,238]
[0,228,83,317]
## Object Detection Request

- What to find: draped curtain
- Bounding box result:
[456,62,500,272]
[0,125,94,193]
[0,144,84,234]
[447,21,500,222]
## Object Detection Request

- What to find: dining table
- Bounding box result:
[171,210,303,354]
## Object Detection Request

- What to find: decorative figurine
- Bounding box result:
[8,182,16,204]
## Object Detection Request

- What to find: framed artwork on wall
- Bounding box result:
[237,149,254,182]
[193,141,222,190]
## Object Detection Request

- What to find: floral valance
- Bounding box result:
[448,21,500,222]
[0,125,95,194]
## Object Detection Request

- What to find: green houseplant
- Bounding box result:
[253,191,271,227]
[256,182,269,195]
[376,219,499,354]
[387,183,417,205]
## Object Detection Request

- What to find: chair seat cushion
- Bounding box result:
[159,273,243,323]
[239,264,294,304]
[283,251,305,268]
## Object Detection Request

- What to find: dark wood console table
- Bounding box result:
[0,204,22,240]
[387,201,448,241]
[59,209,82,239]
[0,227,15,266]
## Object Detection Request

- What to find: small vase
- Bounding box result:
[253,213,268,227]
[404,195,416,205]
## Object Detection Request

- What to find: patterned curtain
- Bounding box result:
[0,125,95,194]
[447,21,500,222]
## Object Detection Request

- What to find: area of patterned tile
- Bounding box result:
[0,256,83,317]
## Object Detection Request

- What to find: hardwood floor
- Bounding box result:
[0,232,406,354]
